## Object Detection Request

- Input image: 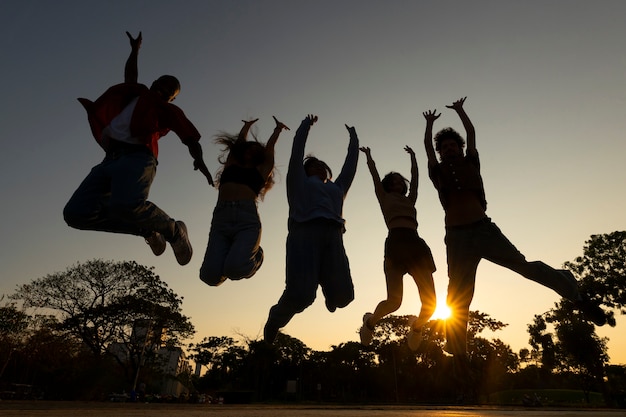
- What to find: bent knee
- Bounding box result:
[63,205,90,230]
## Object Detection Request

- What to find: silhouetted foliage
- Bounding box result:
[11,259,194,387]
[565,231,626,321]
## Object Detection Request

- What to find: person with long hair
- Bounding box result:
[358,145,436,350]
[200,117,289,286]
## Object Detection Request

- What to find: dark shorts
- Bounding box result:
[384,228,436,273]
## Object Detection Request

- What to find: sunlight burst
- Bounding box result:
[431,304,452,320]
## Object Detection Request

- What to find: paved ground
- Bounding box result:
[0,403,623,417]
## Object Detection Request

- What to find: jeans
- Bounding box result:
[199,200,263,286]
[63,150,176,240]
[264,218,354,342]
[444,217,579,355]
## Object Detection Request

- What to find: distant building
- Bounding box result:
[107,320,191,398]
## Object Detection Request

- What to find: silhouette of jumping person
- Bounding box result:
[358,145,436,351]
[200,117,289,286]
[64,32,212,265]
[423,97,610,367]
[263,115,359,344]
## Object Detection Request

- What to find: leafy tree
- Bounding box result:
[528,303,610,402]
[0,302,30,378]
[565,231,626,322]
[188,336,245,391]
[11,259,194,382]
[527,314,557,373]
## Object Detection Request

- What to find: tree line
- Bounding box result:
[1,232,625,405]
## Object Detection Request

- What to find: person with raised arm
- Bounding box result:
[263,115,359,344]
[358,145,436,351]
[200,117,289,286]
[423,97,610,384]
[64,31,212,265]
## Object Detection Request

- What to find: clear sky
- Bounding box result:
[2,1,625,364]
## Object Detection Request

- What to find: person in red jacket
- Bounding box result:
[63,32,212,265]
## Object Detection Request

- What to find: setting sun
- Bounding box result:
[431,304,452,320]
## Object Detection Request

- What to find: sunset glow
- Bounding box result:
[431,304,452,321]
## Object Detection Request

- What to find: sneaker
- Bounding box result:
[407,327,423,351]
[359,313,374,346]
[574,296,609,326]
[406,315,422,351]
[170,221,192,265]
[145,232,166,256]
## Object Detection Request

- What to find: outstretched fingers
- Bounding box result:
[422,109,441,122]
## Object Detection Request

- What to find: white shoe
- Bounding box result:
[359,313,374,346]
[407,328,423,351]
[406,315,422,351]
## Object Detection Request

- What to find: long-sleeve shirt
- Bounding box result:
[78,83,201,158]
[286,119,359,225]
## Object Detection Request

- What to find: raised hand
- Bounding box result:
[404,145,415,156]
[126,31,142,51]
[273,116,290,131]
[306,114,318,125]
[359,146,372,157]
[241,118,259,127]
[446,97,467,111]
[345,124,357,138]
[422,109,440,123]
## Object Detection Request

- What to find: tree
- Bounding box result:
[11,259,194,382]
[564,231,626,322]
[0,302,30,378]
[188,336,245,391]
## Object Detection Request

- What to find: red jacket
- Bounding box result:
[78,83,201,158]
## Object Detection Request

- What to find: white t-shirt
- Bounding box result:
[103,97,142,144]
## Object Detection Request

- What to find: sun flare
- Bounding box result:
[431,304,452,320]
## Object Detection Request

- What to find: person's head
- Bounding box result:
[150,75,180,103]
[232,141,266,167]
[214,133,275,198]
[381,172,409,195]
[303,156,332,182]
[434,127,465,160]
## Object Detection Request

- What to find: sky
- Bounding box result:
[1,1,625,365]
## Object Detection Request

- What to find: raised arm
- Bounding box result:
[124,31,142,84]
[258,116,290,179]
[405,145,418,204]
[237,118,259,144]
[335,124,360,194]
[359,146,384,199]
[288,115,318,182]
[422,109,440,166]
[447,97,475,153]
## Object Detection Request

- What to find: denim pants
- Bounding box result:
[63,150,176,240]
[265,218,355,335]
[444,218,579,355]
[199,200,263,286]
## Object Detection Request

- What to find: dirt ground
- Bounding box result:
[0,402,624,417]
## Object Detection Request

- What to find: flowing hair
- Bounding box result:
[213,132,275,200]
